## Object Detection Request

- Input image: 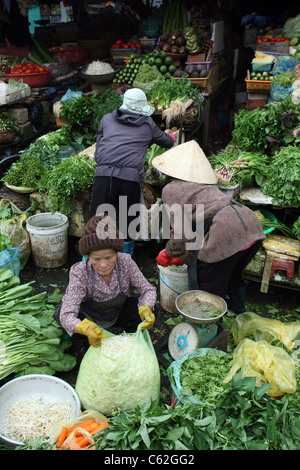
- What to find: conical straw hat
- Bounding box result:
[152,140,217,184]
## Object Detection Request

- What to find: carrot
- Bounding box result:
[56,426,68,449]
[83,422,100,433]
[77,436,90,448]
[66,419,94,435]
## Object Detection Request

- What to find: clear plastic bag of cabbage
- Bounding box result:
[75,329,160,415]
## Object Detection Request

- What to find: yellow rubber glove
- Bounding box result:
[77,318,107,347]
[138,306,155,330]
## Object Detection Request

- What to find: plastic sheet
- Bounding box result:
[224,338,296,397]
[231,312,300,351]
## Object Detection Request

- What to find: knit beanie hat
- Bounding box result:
[78,214,125,256]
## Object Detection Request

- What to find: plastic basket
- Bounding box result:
[256,41,289,54]
[251,61,273,72]
[49,46,89,64]
[185,59,213,71]
[245,77,271,92]
[249,205,278,235]
[5,71,49,87]
[174,71,211,88]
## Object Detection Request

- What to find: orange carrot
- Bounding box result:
[66,419,94,435]
[56,426,68,449]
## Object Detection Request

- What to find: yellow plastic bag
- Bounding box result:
[224,338,296,397]
[231,312,300,351]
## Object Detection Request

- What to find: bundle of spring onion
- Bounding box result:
[0,268,76,380]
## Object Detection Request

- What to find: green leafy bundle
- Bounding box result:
[91,89,123,135]
[91,370,300,451]
[38,154,96,215]
[260,146,300,207]
[147,77,202,113]
[232,97,300,153]
[0,268,76,381]
[19,125,73,169]
[2,154,45,188]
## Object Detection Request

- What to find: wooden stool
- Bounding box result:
[270,257,295,280]
[260,235,300,293]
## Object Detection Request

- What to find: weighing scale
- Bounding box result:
[168,290,227,360]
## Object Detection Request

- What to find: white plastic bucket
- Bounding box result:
[26,212,69,268]
[158,264,189,313]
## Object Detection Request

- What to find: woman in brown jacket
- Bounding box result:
[153,140,266,313]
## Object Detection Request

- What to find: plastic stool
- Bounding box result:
[270,257,295,280]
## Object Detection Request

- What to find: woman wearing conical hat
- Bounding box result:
[153,140,265,314]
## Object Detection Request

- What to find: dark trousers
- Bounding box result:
[196,241,261,298]
[89,176,140,241]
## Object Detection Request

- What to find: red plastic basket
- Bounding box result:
[5,71,50,87]
[49,46,88,64]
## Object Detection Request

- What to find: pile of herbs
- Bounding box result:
[260,145,300,207]
[38,154,96,216]
[170,349,233,405]
[231,97,300,154]
[59,89,123,146]
[1,126,73,188]
[146,77,203,117]
[2,154,45,189]
[0,268,76,381]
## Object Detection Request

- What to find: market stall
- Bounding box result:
[0,0,299,453]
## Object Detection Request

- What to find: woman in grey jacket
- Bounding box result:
[89,88,175,254]
[153,140,266,314]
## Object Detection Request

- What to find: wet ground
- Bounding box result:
[18,233,300,396]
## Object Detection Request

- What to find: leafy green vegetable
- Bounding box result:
[2,154,45,188]
[91,371,300,450]
[260,146,300,207]
[232,97,300,153]
[147,77,202,116]
[273,71,296,88]
[0,268,76,380]
[38,154,96,215]
[174,349,232,404]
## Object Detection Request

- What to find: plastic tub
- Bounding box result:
[0,374,80,447]
[251,61,273,72]
[5,71,49,87]
[26,212,69,268]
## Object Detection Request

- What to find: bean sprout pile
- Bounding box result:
[2,398,73,442]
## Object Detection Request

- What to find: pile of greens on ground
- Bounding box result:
[16,369,300,450]
[0,268,76,381]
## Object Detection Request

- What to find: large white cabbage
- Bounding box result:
[75,330,160,415]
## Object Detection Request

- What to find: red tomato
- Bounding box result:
[256,38,262,43]
[270,37,276,42]
[262,38,269,42]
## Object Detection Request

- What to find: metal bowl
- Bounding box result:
[175,290,227,325]
[0,374,81,447]
[81,68,118,84]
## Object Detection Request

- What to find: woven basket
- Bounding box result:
[0,129,15,144]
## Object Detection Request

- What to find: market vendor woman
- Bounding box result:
[54,214,156,347]
[153,140,266,314]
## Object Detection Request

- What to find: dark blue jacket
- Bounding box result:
[94,109,174,183]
